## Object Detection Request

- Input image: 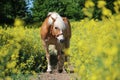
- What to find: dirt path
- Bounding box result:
[30,45,75,80]
[29,62,75,80]
[38,71,71,80]
[30,69,75,80]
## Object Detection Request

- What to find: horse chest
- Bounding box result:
[45,35,65,49]
[45,35,57,44]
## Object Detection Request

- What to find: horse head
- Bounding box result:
[48,12,66,43]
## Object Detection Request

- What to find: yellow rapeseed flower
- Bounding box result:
[104,46,118,56]
[12,54,18,60]
[25,70,30,74]
[20,63,26,68]
[91,75,97,80]
[104,56,113,68]
[85,1,95,8]
[97,1,106,8]
[106,76,111,80]
[79,65,85,74]
[102,7,112,16]
[114,6,119,13]
[7,61,16,69]
[5,76,12,80]
[12,68,18,74]
[63,48,70,56]
[114,1,120,13]
[83,8,93,18]
[14,18,24,27]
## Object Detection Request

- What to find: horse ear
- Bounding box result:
[47,12,52,17]
[47,12,57,22]
[51,17,56,22]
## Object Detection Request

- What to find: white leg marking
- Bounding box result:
[46,58,52,72]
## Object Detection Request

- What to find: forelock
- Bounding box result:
[48,12,66,30]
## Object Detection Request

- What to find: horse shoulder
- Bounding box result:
[40,17,51,40]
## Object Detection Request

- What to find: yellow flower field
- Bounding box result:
[0,0,120,79]
[70,15,120,80]
[0,14,120,80]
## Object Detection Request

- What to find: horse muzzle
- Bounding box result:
[56,35,65,43]
[60,39,64,43]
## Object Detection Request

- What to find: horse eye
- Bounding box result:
[55,27,58,29]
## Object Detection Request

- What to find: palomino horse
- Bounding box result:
[40,12,71,73]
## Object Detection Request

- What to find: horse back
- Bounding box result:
[62,17,71,39]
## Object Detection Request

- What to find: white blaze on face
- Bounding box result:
[56,30,64,43]
[57,35,64,41]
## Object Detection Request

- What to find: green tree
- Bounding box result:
[31,0,85,22]
[0,0,28,25]
[31,0,65,22]
[63,0,85,20]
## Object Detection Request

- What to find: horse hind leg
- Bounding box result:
[57,50,65,73]
[63,39,70,72]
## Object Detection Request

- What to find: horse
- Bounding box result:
[40,12,71,73]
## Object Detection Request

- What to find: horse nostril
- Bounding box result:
[60,39,64,43]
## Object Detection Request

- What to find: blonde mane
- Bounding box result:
[48,12,66,30]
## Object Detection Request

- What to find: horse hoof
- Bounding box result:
[47,71,52,73]
[47,69,52,73]
[58,69,63,73]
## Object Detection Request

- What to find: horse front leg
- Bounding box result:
[63,38,70,72]
[56,43,65,73]
[57,50,65,73]
[46,49,52,73]
[42,40,52,73]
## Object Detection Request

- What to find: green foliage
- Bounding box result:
[31,0,85,21]
[31,0,117,22]
[0,0,119,25]
[31,0,64,21]
[0,0,29,25]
